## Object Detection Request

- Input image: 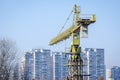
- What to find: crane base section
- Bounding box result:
[66,54,83,80]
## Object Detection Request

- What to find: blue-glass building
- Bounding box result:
[52,52,69,80]
[24,52,34,80]
[82,48,106,80]
[111,66,120,80]
[24,49,52,80]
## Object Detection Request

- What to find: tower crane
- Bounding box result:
[49,4,96,80]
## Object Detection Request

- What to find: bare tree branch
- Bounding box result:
[0,38,20,80]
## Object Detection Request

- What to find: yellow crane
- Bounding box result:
[49,4,96,80]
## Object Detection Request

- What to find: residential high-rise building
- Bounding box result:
[52,52,69,80]
[23,48,106,80]
[82,48,106,80]
[111,66,120,80]
[24,52,34,80]
[23,49,52,80]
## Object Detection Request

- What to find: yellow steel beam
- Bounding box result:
[49,25,81,45]
[49,25,74,45]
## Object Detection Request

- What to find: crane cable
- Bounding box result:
[58,10,73,34]
[57,9,73,57]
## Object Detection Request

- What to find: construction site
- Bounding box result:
[1,0,120,80]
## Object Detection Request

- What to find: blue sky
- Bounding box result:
[0,0,120,68]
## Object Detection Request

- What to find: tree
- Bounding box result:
[0,39,19,80]
[13,63,19,80]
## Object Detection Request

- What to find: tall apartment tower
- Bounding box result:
[82,48,106,80]
[24,52,34,80]
[111,66,120,80]
[24,49,52,80]
[52,52,69,80]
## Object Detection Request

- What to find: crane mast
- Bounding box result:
[49,4,96,80]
